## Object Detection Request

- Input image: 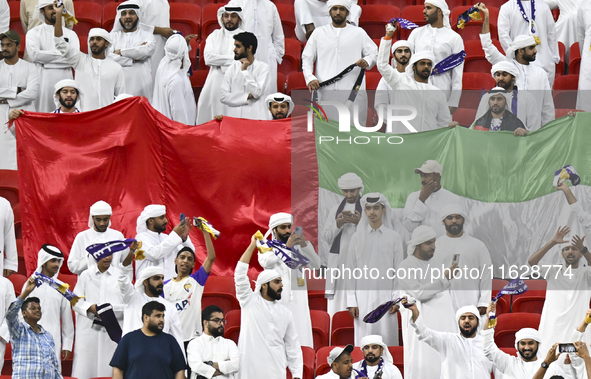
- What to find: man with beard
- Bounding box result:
[405,300,494,378]
[266,93,294,120]
[235,233,303,379]
[135,204,194,281]
[118,248,184,351]
[0,30,39,170]
[375,40,411,123]
[483,301,566,378]
[110,301,186,379]
[51,79,80,113]
[316,345,355,379]
[258,212,321,348]
[108,0,156,100]
[294,0,361,42]
[433,204,492,316]
[377,22,454,133]
[187,305,240,379]
[25,0,79,113]
[197,5,244,125]
[220,31,271,120]
[68,201,129,275]
[473,61,541,131]
[407,0,464,114]
[472,88,528,134]
[353,335,403,379]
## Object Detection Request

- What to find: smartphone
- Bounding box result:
[558,343,576,353]
[342,210,352,215]
[180,213,186,224]
[295,226,303,235]
[452,254,460,265]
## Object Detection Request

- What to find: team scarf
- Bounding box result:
[193,216,221,239]
[254,231,310,270]
[359,357,384,379]
[86,239,137,261]
[33,272,84,306]
[493,277,529,302]
[312,63,366,106]
[516,0,536,34]
[456,7,482,29]
[431,51,466,75]
[391,17,419,30]
[363,297,404,324]
[330,198,363,255]
[93,303,123,343]
[553,165,580,187]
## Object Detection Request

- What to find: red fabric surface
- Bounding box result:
[15,97,318,277]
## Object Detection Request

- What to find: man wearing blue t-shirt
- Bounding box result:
[110,301,186,379]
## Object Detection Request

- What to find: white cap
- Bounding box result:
[414,160,443,175]
[327,344,354,366]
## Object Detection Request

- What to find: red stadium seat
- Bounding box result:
[555,109,584,118]
[0,170,19,208]
[459,72,496,108]
[285,72,308,95]
[512,295,546,314]
[202,276,240,315]
[201,3,225,40]
[197,39,207,71]
[511,279,546,310]
[224,309,241,345]
[365,71,383,91]
[276,4,296,39]
[388,345,404,374]
[416,0,465,8]
[188,38,198,70]
[359,5,401,40]
[169,0,214,6]
[72,2,103,36]
[494,313,541,348]
[464,39,504,73]
[331,311,354,346]
[9,2,24,36]
[367,0,413,7]
[399,6,427,39]
[189,70,209,104]
[316,346,364,376]
[17,256,26,276]
[482,0,510,7]
[170,3,202,39]
[311,310,330,351]
[553,74,579,109]
[453,107,476,127]
[307,276,327,311]
[102,2,119,31]
[286,346,315,379]
[277,72,286,93]
[78,36,88,54]
[12,202,21,223]
[16,239,23,258]
[8,273,27,296]
[491,278,509,297]
[451,6,498,41]
[569,42,581,75]
[278,38,302,77]
[556,41,565,78]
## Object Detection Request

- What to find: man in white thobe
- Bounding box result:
[576,3,591,111]
[266,92,294,120]
[433,204,492,316]
[135,0,174,82]
[374,40,412,123]
[134,204,194,281]
[25,0,79,113]
[556,181,591,237]
[235,234,303,379]
[353,335,403,379]
[377,25,453,133]
[68,201,128,275]
[398,225,457,379]
[302,0,377,128]
[26,245,74,368]
[317,345,355,379]
[153,34,197,125]
[220,31,271,120]
[0,276,15,373]
[322,173,363,318]
[108,0,156,100]
[0,31,39,171]
[498,0,560,87]
[541,0,585,55]
[196,5,245,125]
[407,0,464,112]
[346,193,404,346]
[227,0,283,94]
[71,253,125,379]
[0,197,17,277]
[294,0,361,42]
[258,212,321,349]
[0,0,9,32]
[407,303,494,379]
[402,160,463,237]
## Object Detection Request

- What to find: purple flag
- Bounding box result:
[33,272,83,306]
[266,240,310,270]
[432,51,466,75]
[86,239,136,262]
[363,297,404,324]
[493,278,528,301]
[391,17,419,29]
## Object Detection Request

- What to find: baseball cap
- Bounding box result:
[0,30,21,45]
[414,160,443,175]
[327,344,354,366]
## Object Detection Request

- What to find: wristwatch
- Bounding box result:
[541,362,549,369]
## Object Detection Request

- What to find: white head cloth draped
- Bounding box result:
[217,3,244,28]
[407,225,437,256]
[490,61,519,81]
[265,93,295,117]
[439,203,468,223]
[136,204,166,234]
[425,0,450,28]
[391,40,413,55]
[135,266,165,292]
[357,193,396,231]
[455,305,480,324]
[35,0,54,23]
[254,269,282,293]
[112,0,143,33]
[360,335,394,364]
[507,35,536,60]
[53,79,82,109]
[264,212,293,239]
[326,0,352,19]
[405,51,435,76]
[514,328,542,352]
[88,28,113,45]
[88,200,113,228]
[152,34,191,113]
[338,172,364,195]
[36,244,65,277]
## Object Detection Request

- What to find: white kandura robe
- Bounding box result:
[541,0,585,55]
[570,202,591,237]
[316,370,355,379]
[134,230,194,282]
[352,359,403,379]
[302,24,377,127]
[0,198,17,273]
[228,0,284,93]
[187,333,240,379]
[234,261,303,379]
[293,0,361,42]
[411,315,494,379]
[154,69,196,125]
[377,38,451,133]
[575,3,591,111]
[375,77,395,124]
[0,0,8,34]
[408,25,464,108]
[71,265,125,379]
[25,24,80,113]
[482,328,565,378]
[433,234,493,312]
[67,227,128,275]
[398,255,457,379]
[0,277,15,373]
[258,240,321,348]
[402,188,464,237]
[108,29,156,100]
[137,0,170,82]
[220,60,271,120]
[20,0,75,34]
[346,224,404,346]
[480,32,555,126]
[322,202,360,317]
[498,0,560,87]
[55,36,126,111]
[474,89,542,131]
[196,26,244,125]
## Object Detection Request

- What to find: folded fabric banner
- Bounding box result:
[254,231,310,270]
[392,17,419,29]
[432,51,466,75]
[33,272,83,306]
[194,217,221,239]
[493,278,528,301]
[456,6,482,29]
[553,165,580,187]
[94,303,122,343]
[363,297,404,324]
[86,239,137,262]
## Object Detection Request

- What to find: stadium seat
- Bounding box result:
[464,39,504,73]
[512,295,546,314]
[197,39,207,71]
[551,8,559,22]
[78,36,88,55]
[494,313,541,348]
[399,6,428,39]
[388,345,404,374]
[12,202,20,223]
[492,278,508,297]
[459,72,496,108]
[483,0,510,7]
[277,72,286,93]
[169,0,214,6]
[72,2,103,36]
[311,310,330,351]
[555,109,584,118]
[367,0,413,7]
[331,311,354,346]
[365,71,382,91]
[359,5,401,40]
[453,107,476,127]
[285,72,308,95]
[302,346,316,379]
[276,4,296,39]
[416,0,465,8]
[224,309,241,345]
[278,38,302,77]
[8,273,27,296]
[170,3,202,38]
[451,6,499,41]
[190,70,209,104]
[16,239,23,258]
[556,41,565,78]
[553,74,579,109]
[316,346,364,376]
[569,42,581,75]
[0,170,19,208]
[17,256,26,276]
[9,2,24,36]
[307,276,327,311]
[201,3,225,40]
[202,276,240,315]
[102,2,119,31]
